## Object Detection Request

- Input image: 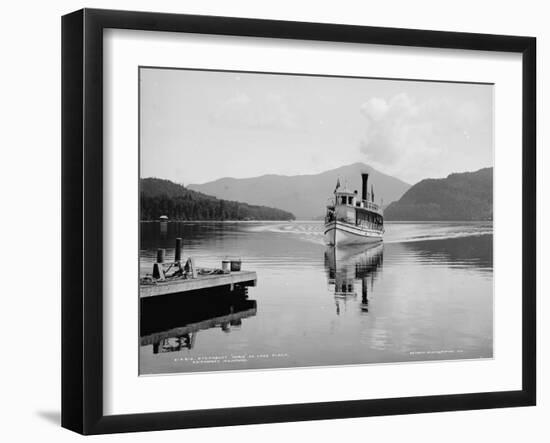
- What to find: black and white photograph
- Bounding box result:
[138,67,494,375]
[0,0,544,439]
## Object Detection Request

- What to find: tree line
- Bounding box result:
[385,168,493,221]
[140,178,295,221]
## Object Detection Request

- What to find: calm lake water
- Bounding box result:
[139,221,493,375]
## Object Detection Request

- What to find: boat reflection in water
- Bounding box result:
[324,243,383,314]
[140,286,257,354]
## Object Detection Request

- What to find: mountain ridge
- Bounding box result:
[189,162,411,220]
[384,167,493,221]
[194,162,398,183]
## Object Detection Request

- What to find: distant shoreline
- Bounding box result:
[140,219,296,223]
[140,219,493,224]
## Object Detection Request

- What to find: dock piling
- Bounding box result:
[156,248,165,263]
[153,248,166,280]
[175,238,182,263]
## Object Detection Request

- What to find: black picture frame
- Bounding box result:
[62,8,536,435]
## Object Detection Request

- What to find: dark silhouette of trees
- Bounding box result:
[385,168,493,221]
[140,178,295,221]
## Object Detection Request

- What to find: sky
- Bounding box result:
[140,67,493,185]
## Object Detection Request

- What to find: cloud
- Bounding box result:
[209,92,300,131]
[359,93,491,183]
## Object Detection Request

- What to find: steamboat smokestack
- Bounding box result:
[361,173,369,201]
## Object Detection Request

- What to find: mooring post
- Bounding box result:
[153,248,166,280]
[175,237,182,263]
[156,248,165,263]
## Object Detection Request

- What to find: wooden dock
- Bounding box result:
[140,270,257,299]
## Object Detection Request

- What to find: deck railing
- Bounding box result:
[326,199,384,219]
[363,201,381,212]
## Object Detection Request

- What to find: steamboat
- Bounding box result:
[324,173,384,246]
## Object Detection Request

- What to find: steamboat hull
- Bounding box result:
[324,220,383,246]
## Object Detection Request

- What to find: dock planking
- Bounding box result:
[140,270,257,298]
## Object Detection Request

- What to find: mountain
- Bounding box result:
[188,163,410,220]
[384,167,493,221]
[140,178,295,221]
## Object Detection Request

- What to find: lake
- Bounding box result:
[139,221,493,375]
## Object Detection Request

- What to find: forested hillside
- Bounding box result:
[384,168,493,221]
[140,178,295,221]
